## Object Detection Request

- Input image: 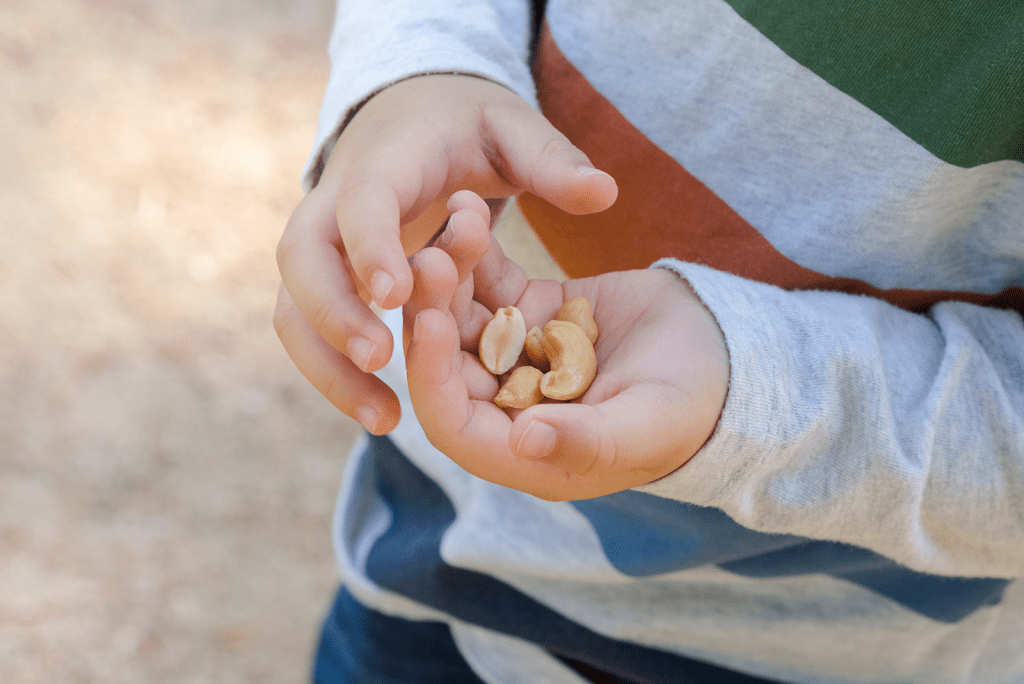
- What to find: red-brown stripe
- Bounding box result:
[519,24,1023,316]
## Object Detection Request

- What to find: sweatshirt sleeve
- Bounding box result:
[638,258,1024,580]
[301,0,537,190]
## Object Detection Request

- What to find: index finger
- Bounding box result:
[276,179,395,373]
[406,308,575,495]
[331,170,416,310]
[329,116,460,310]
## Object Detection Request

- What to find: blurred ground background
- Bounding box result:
[0,0,562,681]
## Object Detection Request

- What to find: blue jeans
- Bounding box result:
[312,584,788,684]
[313,435,789,684]
[313,586,651,684]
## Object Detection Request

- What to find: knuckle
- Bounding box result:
[309,297,337,338]
[595,429,619,474]
[529,137,582,193]
[538,137,580,166]
[533,481,572,503]
[454,399,475,440]
[275,232,300,271]
[318,370,359,417]
[334,173,373,207]
[272,302,295,341]
[317,373,344,408]
[272,286,300,341]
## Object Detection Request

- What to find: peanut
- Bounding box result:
[494,366,545,409]
[478,306,527,375]
[480,297,599,407]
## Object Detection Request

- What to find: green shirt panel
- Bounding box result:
[724,0,1024,167]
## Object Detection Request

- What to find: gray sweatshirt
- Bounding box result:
[305,1,1024,682]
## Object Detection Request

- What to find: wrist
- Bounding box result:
[654,263,730,463]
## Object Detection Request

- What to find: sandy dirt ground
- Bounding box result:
[0,0,563,681]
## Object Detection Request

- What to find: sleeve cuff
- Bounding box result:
[634,259,788,511]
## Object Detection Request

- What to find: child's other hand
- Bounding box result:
[274,75,617,435]
[405,195,729,501]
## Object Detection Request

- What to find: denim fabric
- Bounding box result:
[313,586,488,684]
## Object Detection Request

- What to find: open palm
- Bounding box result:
[403,193,729,501]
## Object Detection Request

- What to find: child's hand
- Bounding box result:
[404,196,730,501]
[273,75,617,435]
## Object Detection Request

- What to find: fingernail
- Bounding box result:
[411,312,422,345]
[434,216,458,248]
[370,270,394,306]
[576,165,606,176]
[356,405,379,434]
[347,336,376,372]
[516,420,557,460]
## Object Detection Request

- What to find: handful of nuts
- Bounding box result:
[478,297,598,409]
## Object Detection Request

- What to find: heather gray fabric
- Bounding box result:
[303,1,1024,682]
[546,0,1024,293]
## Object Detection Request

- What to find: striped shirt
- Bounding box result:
[305,1,1024,682]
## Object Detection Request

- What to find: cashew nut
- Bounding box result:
[539,320,597,401]
[494,366,544,409]
[478,306,526,375]
[479,297,599,406]
[557,296,598,345]
[524,326,549,372]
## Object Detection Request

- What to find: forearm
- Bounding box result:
[642,259,1024,579]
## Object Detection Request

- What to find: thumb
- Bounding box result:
[509,403,617,477]
[508,384,702,487]
[487,103,618,215]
